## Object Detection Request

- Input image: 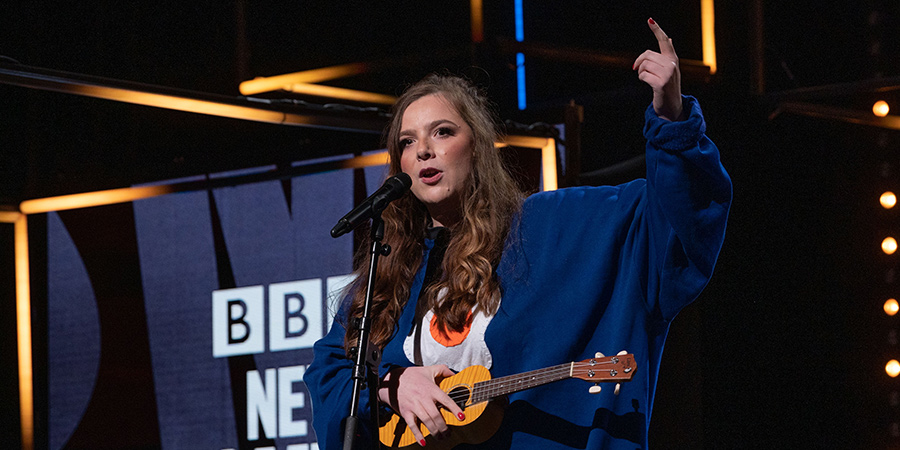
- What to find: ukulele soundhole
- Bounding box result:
[447,385,472,409]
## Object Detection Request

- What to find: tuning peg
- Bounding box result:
[589,384,602,394]
[595,352,605,358]
[614,383,621,395]
[617,350,627,356]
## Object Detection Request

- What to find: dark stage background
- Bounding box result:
[1,1,898,448]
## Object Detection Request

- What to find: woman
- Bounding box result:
[306,19,732,450]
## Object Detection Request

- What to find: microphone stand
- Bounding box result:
[343,216,389,450]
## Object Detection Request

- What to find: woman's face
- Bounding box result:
[398,93,474,227]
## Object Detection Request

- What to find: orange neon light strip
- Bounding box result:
[20,185,177,215]
[501,135,549,148]
[285,83,396,105]
[470,0,484,43]
[239,63,371,95]
[541,138,558,191]
[701,0,717,75]
[497,136,558,191]
[0,64,385,132]
[239,63,396,105]
[68,86,298,125]
[341,151,390,169]
[19,153,394,215]
[0,211,21,223]
[15,214,33,450]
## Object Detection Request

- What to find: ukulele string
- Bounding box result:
[445,361,622,404]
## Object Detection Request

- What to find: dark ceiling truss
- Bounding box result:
[0,62,389,134]
[768,76,900,130]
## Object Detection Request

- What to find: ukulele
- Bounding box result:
[378,351,636,449]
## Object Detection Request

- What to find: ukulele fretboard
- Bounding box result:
[471,362,572,404]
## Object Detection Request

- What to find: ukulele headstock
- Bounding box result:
[571,351,636,384]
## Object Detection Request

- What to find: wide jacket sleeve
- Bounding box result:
[305,302,377,450]
[643,95,732,321]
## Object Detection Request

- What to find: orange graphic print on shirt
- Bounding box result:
[429,312,474,347]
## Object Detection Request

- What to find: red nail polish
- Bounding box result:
[648,18,656,25]
[458,412,466,421]
[419,439,427,446]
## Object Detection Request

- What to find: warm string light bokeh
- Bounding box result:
[883,237,898,255]
[887,298,900,316]
[874,96,900,447]
[884,191,898,257]
[875,100,891,118]
[889,360,900,378]
[882,191,897,209]
[884,178,900,384]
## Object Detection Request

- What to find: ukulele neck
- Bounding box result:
[471,362,572,404]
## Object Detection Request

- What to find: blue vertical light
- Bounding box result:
[516,53,526,110]
[514,0,526,110]
[514,0,524,41]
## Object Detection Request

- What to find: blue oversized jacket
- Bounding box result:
[306,96,732,449]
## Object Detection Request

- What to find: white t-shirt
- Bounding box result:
[403,289,498,372]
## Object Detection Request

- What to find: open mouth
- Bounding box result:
[419,168,442,184]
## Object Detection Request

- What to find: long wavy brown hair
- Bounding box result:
[343,74,524,354]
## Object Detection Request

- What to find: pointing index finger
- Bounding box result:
[648,18,677,58]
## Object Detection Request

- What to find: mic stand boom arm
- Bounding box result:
[343,216,388,450]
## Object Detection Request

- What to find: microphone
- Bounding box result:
[331,173,412,238]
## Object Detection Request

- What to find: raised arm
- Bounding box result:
[634,19,732,320]
[633,18,683,122]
